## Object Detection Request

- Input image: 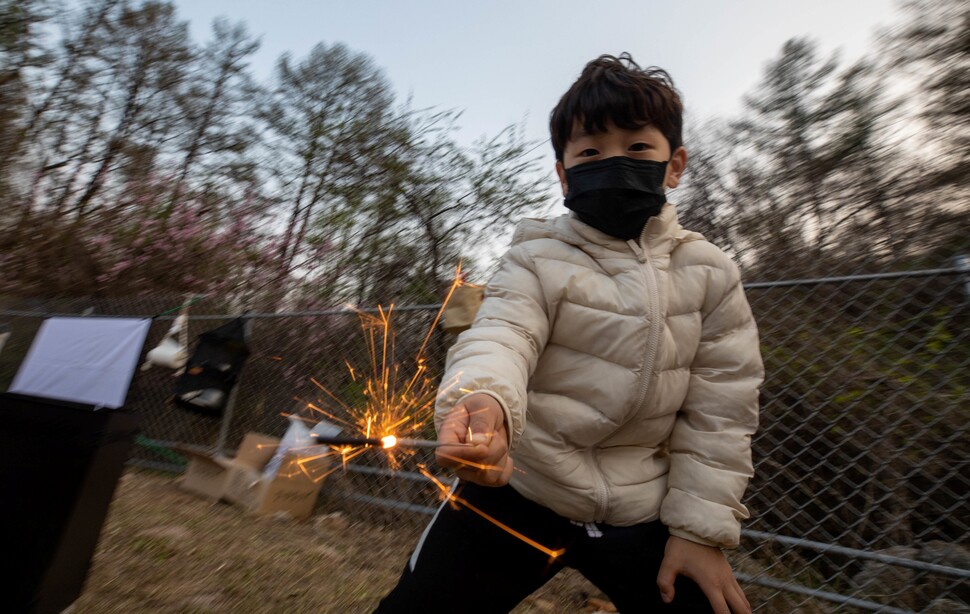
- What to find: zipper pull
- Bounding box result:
[627,239,648,263]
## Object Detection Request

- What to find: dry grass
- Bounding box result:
[74,468,604,613]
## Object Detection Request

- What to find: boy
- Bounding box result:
[376,53,763,614]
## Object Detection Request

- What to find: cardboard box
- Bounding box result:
[177,432,329,520]
[176,446,234,500]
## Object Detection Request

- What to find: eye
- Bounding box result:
[578,148,599,157]
[629,142,652,152]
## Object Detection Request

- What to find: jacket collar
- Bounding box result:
[638,203,703,259]
[513,203,703,259]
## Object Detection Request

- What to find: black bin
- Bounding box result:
[0,392,139,614]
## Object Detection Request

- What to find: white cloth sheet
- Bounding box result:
[9,317,151,409]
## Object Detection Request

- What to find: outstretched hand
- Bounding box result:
[436,393,512,486]
[657,535,751,614]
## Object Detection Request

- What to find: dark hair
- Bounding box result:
[549,53,683,162]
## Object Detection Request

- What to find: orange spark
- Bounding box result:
[292,266,471,474]
[420,467,565,560]
[435,451,504,473]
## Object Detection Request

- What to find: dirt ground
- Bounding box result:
[73,468,608,613]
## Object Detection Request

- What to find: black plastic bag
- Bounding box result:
[173,317,250,418]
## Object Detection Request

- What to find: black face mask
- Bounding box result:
[564,156,668,240]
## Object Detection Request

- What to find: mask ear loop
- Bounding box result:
[658,151,675,191]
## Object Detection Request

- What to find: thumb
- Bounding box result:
[467,410,493,445]
[439,405,470,443]
[657,560,677,604]
[466,399,500,445]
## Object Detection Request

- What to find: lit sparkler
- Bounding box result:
[294,266,468,471]
[313,434,475,449]
[281,267,563,562]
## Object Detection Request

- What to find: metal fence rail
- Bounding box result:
[0,265,967,612]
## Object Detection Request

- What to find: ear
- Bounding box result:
[664,146,688,189]
[555,160,568,196]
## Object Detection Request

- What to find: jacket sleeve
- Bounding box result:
[660,257,764,549]
[434,244,551,449]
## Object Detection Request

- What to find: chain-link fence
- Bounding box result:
[740,266,970,612]
[1,263,967,612]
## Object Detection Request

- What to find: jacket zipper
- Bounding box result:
[630,240,663,417]
[588,237,664,521]
[589,447,610,521]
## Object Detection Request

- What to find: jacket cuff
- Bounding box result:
[660,488,744,549]
[667,528,722,549]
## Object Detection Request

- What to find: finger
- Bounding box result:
[455,467,484,484]
[502,456,515,484]
[451,450,511,485]
[435,447,487,470]
[726,580,751,614]
[468,457,512,487]
[435,447,462,469]
[435,449,460,470]
[438,406,470,443]
[437,429,508,473]
[498,455,514,484]
[455,466,501,486]
[436,449,501,471]
[485,424,509,456]
[656,563,677,604]
[698,585,730,614]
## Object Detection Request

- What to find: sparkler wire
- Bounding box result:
[314,436,384,447]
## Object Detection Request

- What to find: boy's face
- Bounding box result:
[556,121,687,196]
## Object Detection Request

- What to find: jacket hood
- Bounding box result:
[512,203,705,259]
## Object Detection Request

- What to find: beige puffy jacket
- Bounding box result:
[435,204,764,548]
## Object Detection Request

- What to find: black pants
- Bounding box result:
[375,482,714,613]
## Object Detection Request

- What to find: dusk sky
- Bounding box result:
[169,0,901,159]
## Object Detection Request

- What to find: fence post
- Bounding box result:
[214,317,252,455]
